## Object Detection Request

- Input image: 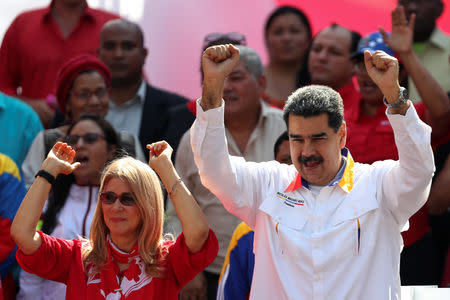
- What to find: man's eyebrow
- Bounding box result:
[229,70,244,76]
[289,132,327,139]
[312,132,327,138]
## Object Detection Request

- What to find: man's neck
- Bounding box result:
[414,26,435,43]
[225,105,261,153]
[52,0,86,38]
[266,59,303,75]
[110,79,143,106]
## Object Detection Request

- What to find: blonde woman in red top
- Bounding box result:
[11,141,218,299]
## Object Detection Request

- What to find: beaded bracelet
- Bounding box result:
[168,178,182,198]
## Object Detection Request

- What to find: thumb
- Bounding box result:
[72,162,81,170]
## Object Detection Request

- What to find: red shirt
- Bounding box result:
[346,99,428,246]
[337,79,361,122]
[0,1,119,99]
[16,230,218,300]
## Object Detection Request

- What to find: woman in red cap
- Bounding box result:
[21,54,145,189]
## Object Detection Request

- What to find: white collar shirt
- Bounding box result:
[191,99,434,300]
[106,79,146,138]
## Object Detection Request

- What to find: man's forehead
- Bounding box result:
[313,27,351,49]
[101,24,141,42]
[289,113,331,130]
[230,61,248,75]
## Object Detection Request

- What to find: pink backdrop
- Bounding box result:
[143,0,450,99]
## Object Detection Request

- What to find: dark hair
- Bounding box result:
[264,6,312,42]
[42,114,119,235]
[265,6,313,88]
[283,85,344,132]
[274,131,289,159]
[329,23,361,54]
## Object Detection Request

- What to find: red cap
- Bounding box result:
[56,54,111,115]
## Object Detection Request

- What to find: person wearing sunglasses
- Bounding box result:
[17,114,120,300]
[11,136,218,299]
[21,53,146,190]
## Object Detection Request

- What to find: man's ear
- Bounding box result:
[257,74,267,95]
[339,121,347,149]
[141,48,148,64]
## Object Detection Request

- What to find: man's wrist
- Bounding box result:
[201,79,224,111]
[383,84,401,104]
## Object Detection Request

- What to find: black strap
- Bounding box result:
[35,170,56,185]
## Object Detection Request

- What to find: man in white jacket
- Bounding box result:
[191,44,434,299]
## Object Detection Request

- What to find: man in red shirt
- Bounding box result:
[346,5,450,285]
[0,0,119,127]
[308,23,361,115]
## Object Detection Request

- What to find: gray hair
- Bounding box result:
[283,85,344,132]
[236,45,263,79]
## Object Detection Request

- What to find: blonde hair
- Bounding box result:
[82,156,169,277]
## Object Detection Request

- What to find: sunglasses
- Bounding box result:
[65,133,105,146]
[203,32,247,48]
[100,191,136,206]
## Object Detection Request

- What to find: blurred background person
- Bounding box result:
[0,92,42,168]
[0,153,26,300]
[0,0,119,128]
[308,23,361,114]
[398,0,450,103]
[97,19,189,155]
[262,6,312,109]
[163,32,247,161]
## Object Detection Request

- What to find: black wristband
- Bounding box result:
[35,170,56,185]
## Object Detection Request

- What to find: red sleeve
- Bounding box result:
[15,231,79,284]
[0,15,21,95]
[168,229,218,288]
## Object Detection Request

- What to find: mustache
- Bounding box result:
[298,155,323,164]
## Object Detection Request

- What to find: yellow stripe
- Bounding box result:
[338,153,354,193]
[219,222,253,281]
[0,153,21,181]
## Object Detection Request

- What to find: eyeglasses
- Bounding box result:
[203,32,247,48]
[71,88,109,101]
[65,133,105,146]
[100,191,136,206]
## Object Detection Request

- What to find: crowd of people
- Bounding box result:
[0,0,449,299]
